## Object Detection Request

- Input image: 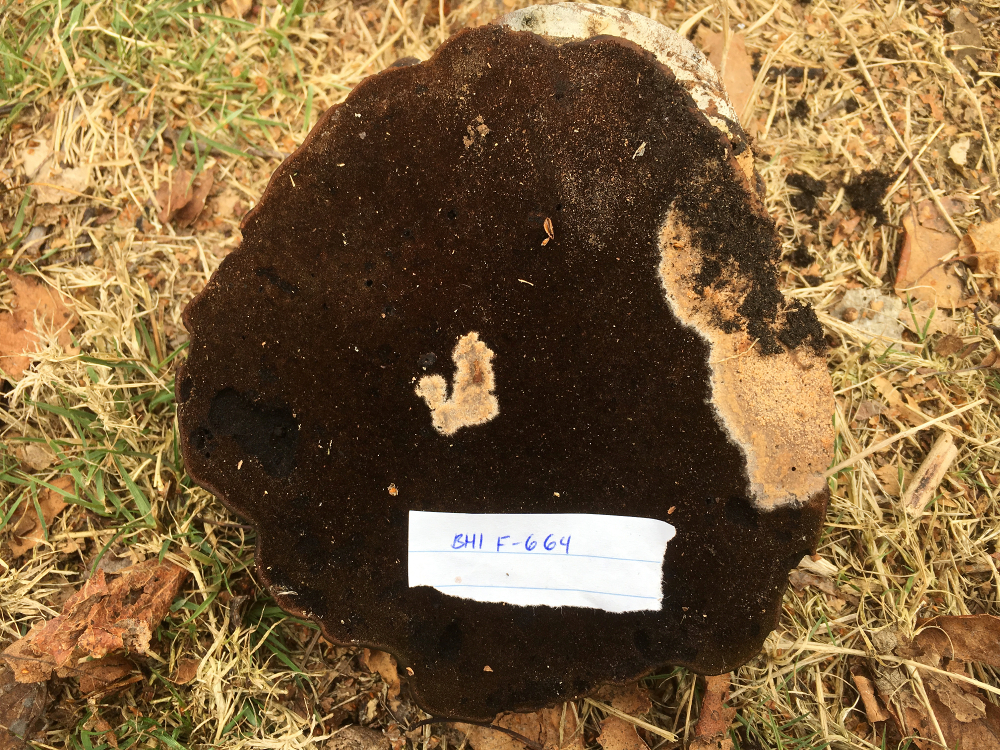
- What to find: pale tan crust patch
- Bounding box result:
[658,216,835,511]
[416,331,499,436]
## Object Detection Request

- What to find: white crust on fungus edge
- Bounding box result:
[658,213,834,510]
[500,3,834,509]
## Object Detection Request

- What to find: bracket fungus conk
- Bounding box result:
[177,3,835,721]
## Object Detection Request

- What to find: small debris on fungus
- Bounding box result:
[177,2,833,721]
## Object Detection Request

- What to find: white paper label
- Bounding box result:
[407,511,676,612]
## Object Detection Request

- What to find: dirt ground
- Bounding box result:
[1,0,999,748]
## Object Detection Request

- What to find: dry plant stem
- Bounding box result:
[901,432,960,517]
[583,699,678,742]
[825,398,985,476]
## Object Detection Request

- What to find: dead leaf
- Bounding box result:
[876,615,1000,749]
[832,214,862,246]
[77,654,135,694]
[935,333,967,357]
[0,661,48,750]
[325,726,391,750]
[221,0,251,18]
[854,400,886,422]
[917,198,965,234]
[692,674,736,748]
[171,657,200,685]
[593,683,651,715]
[7,476,73,557]
[359,648,400,700]
[788,569,860,605]
[0,272,78,381]
[899,298,957,337]
[850,668,889,723]
[949,138,971,168]
[910,615,1000,668]
[596,717,648,750]
[896,211,963,308]
[963,219,1000,278]
[874,463,912,498]
[83,714,118,749]
[21,138,89,204]
[12,440,55,471]
[696,31,757,133]
[155,169,215,227]
[0,559,188,683]
[871,375,926,427]
[456,707,585,750]
[213,188,245,220]
[900,432,958,517]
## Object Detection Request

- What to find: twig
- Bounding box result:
[901,431,959,516]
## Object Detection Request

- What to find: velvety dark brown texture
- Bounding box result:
[178,23,827,720]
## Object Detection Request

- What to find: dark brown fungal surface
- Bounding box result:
[178,20,832,721]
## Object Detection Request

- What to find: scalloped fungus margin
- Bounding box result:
[177,22,833,721]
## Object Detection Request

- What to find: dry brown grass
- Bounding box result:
[1,0,998,748]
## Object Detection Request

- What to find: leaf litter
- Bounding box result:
[1,559,188,683]
[0,271,78,381]
[2,0,1000,747]
[6,476,74,558]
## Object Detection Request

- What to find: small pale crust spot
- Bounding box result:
[416,332,499,436]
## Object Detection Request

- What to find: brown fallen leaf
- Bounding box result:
[0,272,78,381]
[0,661,48,750]
[456,707,585,750]
[689,674,735,750]
[909,614,1000,668]
[874,615,1000,749]
[896,211,964,308]
[83,713,119,750]
[898,297,957,337]
[853,399,886,423]
[155,168,215,227]
[593,683,651,715]
[221,0,252,18]
[213,188,245,220]
[963,219,1000,278]
[0,559,188,683]
[596,717,648,750]
[9,436,56,471]
[6,476,73,557]
[171,657,200,685]
[359,648,400,701]
[871,375,926,427]
[874,463,912,498]
[850,667,889,724]
[21,138,90,205]
[695,30,757,133]
[935,333,966,357]
[788,569,860,606]
[77,654,135,694]
[831,214,862,246]
[593,684,652,750]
